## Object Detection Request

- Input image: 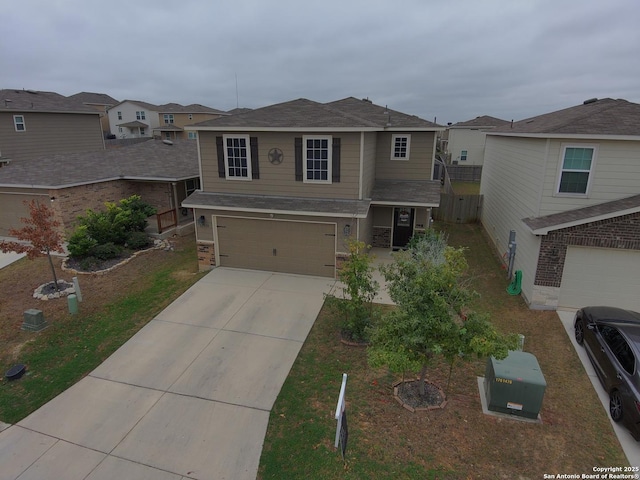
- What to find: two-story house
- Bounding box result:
[480,98,640,311]
[446,115,509,165]
[182,97,442,277]
[107,100,161,138]
[154,103,228,141]
[67,91,119,136]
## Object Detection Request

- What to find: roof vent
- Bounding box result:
[583,98,598,105]
[162,139,173,146]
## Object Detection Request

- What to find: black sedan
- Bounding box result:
[574,306,640,440]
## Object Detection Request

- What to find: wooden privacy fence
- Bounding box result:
[433,194,483,223]
[446,165,483,182]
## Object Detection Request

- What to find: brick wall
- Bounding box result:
[372,226,391,248]
[535,212,640,287]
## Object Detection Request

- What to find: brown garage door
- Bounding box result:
[216,217,336,277]
[0,194,41,237]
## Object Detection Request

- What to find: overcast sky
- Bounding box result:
[2,0,639,124]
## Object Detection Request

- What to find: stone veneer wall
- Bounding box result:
[534,212,640,288]
[372,227,391,248]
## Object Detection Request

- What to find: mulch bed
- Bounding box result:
[394,379,448,412]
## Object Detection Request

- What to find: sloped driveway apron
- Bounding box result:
[0,268,335,480]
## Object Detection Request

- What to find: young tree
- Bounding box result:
[0,200,65,292]
[368,230,517,396]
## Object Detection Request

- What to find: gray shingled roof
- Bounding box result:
[182,191,371,218]
[153,124,184,131]
[226,107,253,115]
[371,180,441,206]
[191,97,441,130]
[117,120,148,128]
[451,115,509,128]
[109,99,161,112]
[158,103,227,115]
[0,89,99,114]
[0,139,198,188]
[490,98,640,136]
[67,92,119,106]
[523,194,640,234]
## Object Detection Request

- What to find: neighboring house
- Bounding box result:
[67,91,119,135]
[480,98,640,311]
[0,89,104,163]
[154,103,228,141]
[182,97,442,277]
[107,100,161,139]
[447,115,509,165]
[0,139,199,238]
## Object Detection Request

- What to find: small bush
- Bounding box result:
[126,231,151,250]
[89,242,122,260]
[67,225,98,258]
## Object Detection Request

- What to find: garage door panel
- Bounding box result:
[216,217,336,278]
[560,247,640,311]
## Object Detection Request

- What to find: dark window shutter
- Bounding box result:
[216,136,225,178]
[250,136,259,179]
[332,137,341,183]
[295,137,303,181]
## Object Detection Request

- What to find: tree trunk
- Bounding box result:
[46,247,60,292]
[418,363,428,396]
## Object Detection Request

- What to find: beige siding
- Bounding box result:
[361,132,377,198]
[375,132,434,180]
[0,189,50,236]
[538,139,640,216]
[480,136,546,303]
[447,129,489,165]
[372,206,393,227]
[0,112,104,161]
[199,131,361,199]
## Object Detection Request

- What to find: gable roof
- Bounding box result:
[157,103,227,115]
[188,97,441,131]
[108,99,161,112]
[0,139,198,189]
[0,89,99,114]
[67,92,119,106]
[450,115,509,129]
[523,194,640,234]
[489,98,640,138]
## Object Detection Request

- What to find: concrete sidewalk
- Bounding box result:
[557,309,640,468]
[0,268,335,480]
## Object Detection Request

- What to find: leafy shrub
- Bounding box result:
[67,225,98,258]
[126,231,151,250]
[89,242,122,260]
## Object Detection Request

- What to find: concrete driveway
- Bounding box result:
[0,268,335,480]
[557,309,640,468]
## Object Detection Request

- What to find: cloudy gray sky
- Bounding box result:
[2,0,639,124]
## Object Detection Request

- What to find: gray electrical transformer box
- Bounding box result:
[484,350,546,419]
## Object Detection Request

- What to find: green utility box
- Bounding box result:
[484,351,546,419]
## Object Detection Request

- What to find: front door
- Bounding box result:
[392,207,414,249]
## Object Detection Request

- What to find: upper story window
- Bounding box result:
[391,134,411,160]
[163,114,174,124]
[136,111,146,120]
[460,150,468,161]
[188,131,197,140]
[224,135,252,180]
[13,115,25,132]
[117,111,122,120]
[557,145,596,195]
[304,136,332,183]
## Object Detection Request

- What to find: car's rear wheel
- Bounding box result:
[610,391,623,422]
[574,319,585,345]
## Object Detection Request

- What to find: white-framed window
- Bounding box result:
[223,135,252,180]
[556,145,597,195]
[188,114,193,120]
[188,131,197,140]
[139,127,146,136]
[303,135,332,183]
[117,111,122,120]
[136,111,146,120]
[460,150,468,161]
[391,134,411,160]
[186,177,200,195]
[13,115,25,132]
[165,132,171,140]
[163,114,174,124]
[118,127,123,133]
